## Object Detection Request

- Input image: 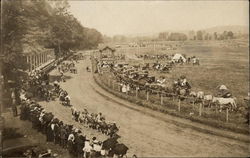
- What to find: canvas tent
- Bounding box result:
[172,54,186,62]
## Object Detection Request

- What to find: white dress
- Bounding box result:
[122,85,127,93]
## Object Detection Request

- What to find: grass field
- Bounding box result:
[97,39,249,132]
[117,40,249,106]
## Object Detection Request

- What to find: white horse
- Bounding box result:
[212,97,237,111]
[189,91,197,97]
[196,91,204,99]
[203,95,213,107]
[193,58,200,65]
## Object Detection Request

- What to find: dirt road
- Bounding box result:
[40,58,249,157]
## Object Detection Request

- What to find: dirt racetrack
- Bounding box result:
[39,57,249,157]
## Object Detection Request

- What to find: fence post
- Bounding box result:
[161,92,163,105]
[112,81,115,90]
[215,104,218,113]
[226,108,229,122]
[199,103,202,116]
[178,99,181,112]
[136,87,138,98]
[192,100,195,110]
[146,91,149,101]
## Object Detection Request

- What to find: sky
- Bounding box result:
[68,0,249,36]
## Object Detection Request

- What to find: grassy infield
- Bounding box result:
[95,40,249,135]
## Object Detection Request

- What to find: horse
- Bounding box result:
[203,95,213,107]
[189,91,197,97]
[212,97,237,111]
[193,58,200,66]
[97,120,109,135]
[196,91,204,99]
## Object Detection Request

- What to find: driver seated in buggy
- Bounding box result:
[215,85,232,98]
[180,76,191,93]
[173,75,191,96]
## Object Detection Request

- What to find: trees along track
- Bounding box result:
[40,58,249,157]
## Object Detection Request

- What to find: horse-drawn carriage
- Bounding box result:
[160,64,172,73]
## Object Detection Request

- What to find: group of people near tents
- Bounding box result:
[107,63,192,96]
[170,54,199,65]
[136,53,200,66]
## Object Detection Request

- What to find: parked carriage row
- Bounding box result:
[97,58,242,113]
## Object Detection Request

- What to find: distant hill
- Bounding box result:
[202,25,249,34]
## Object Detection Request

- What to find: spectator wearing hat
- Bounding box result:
[60,125,67,148]
[68,132,75,142]
[90,137,98,146]
[76,134,86,158]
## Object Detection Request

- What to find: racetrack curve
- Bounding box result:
[40,57,249,157]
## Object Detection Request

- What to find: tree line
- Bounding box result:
[0,0,103,96]
[105,30,238,43]
[158,30,235,41]
[1,0,103,71]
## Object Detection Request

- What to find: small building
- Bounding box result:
[99,46,115,58]
[99,46,116,64]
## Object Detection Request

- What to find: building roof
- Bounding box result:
[99,46,116,52]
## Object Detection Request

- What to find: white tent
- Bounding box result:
[172,54,186,62]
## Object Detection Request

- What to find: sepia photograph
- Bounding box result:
[0,0,249,157]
